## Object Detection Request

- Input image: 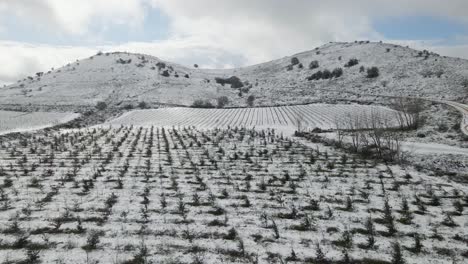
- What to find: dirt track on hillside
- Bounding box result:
[444,101,468,136]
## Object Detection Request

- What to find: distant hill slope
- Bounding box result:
[1,41,468,109]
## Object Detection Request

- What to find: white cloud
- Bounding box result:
[1,0,468,85]
[149,0,380,64]
[148,0,468,65]
[0,41,97,85]
[0,0,147,36]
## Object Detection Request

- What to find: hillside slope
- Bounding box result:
[1,41,468,109]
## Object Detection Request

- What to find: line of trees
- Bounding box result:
[390,98,425,130]
[334,111,396,161]
[330,99,426,162]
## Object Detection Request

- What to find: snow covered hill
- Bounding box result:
[1,41,468,109]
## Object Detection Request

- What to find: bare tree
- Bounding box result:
[334,116,346,147]
[382,131,403,162]
[391,98,426,129]
[295,113,306,133]
[345,112,363,152]
[339,109,403,162]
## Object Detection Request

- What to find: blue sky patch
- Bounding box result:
[374,15,468,44]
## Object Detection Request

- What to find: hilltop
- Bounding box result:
[1,41,468,110]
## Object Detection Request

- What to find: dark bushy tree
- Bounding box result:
[345,58,359,67]
[322,69,332,79]
[309,60,319,69]
[247,95,255,107]
[215,76,244,88]
[138,101,147,109]
[161,70,170,77]
[367,67,379,78]
[291,57,300,65]
[217,96,229,108]
[332,68,343,78]
[307,71,323,81]
[96,101,107,111]
[192,99,214,108]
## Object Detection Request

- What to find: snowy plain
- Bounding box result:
[0,110,79,135]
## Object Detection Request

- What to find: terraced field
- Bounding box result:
[0,110,79,135]
[105,104,399,130]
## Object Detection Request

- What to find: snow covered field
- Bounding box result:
[0,126,466,263]
[0,110,79,135]
[104,104,399,131]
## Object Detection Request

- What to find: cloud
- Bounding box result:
[1,0,468,85]
[148,0,468,64]
[0,0,147,36]
[0,41,96,86]
[149,0,380,64]
[106,38,249,68]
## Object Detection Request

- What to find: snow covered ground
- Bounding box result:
[0,40,467,264]
[0,126,466,263]
[103,104,399,131]
[0,110,79,135]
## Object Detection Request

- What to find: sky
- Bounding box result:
[1,0,468,85]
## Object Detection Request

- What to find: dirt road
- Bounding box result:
[443,101,468,136]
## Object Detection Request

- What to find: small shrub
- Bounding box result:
[217,96,229,108]
[367,67,379,78]
[291,57,300,65]
[309,60,319,69]
[161,70,170,77]
[322,69,332,79]
[345,58,359,67]
[138,101,147,109]
[307,71,323,81]
[123,104,134,110]
[382,199,396,235]
[116,58,132,64]
[25,249,41,264]
[332,68,343,78]
[95,101,107,111]
[441,213,457,227]
[247,95,255,107]
[192,99,214,108]
[408,233,423,254]
[156,62,166,70]
[391,242,405,264]
[314,243,328,264]
[82,230,103,251]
